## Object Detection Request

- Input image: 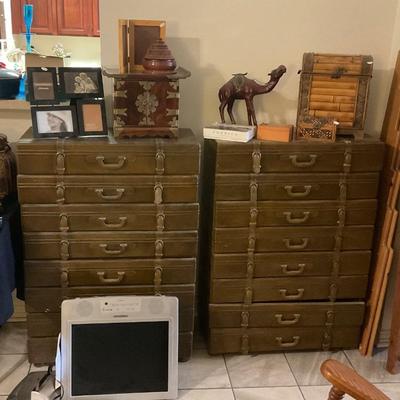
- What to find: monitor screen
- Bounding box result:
[71,321,169,396]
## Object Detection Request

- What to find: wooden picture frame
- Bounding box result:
[27,67,59,105]
[76,99,108,136]
[118,19,166,73]
[31,105,78,138]
[58,67,104,99]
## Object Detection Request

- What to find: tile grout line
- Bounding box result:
[223,355,236,399]
[342,350,357,371]
[283,352,306,400]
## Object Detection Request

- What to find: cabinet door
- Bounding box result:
[92,0,100,36]
[13,0,57,35]
[56,0,91,36]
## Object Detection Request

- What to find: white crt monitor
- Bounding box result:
[60,296,178,400]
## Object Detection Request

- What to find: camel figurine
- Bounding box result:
[218,65,287,126]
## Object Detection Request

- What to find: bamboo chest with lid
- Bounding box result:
[202,137,384,354]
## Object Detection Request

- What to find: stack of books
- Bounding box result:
[203,123,256,143]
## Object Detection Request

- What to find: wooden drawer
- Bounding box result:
[211,251,371,279]
[214,200,377,227]
[27,308,195,337]
[209,138,384,173]
[209,276,368,303]
[25,259,196,287]
[17,129,200,176]
[213,226,374,253]
[25,285,195,313]
[18,175,198,204]
[208,326,361,354]
[214,173,379,201]
[28,332,194,365]
[209,302,365,328]
[21,204,199,232]
[24,231,198,260]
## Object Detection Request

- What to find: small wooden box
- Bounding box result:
[296,116,337,142]
[257,124,293,142]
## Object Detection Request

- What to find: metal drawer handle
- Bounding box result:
[284,185,312,198]
[96,156,126,169]
[281,263,306,275]
[279,288,305,300]
[276,336,300,348]
[95,188,125,200]
[98,216,127,228]
[154,184,163,205]
[97,271,126,283]
[283,211,310,224]
[99,243,128,254]
[283,238,309,250]
[275,313,301,325]
[289,154,317,168]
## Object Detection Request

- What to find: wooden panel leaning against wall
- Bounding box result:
[11,0,99,37]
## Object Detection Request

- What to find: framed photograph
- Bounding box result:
[27,67,59,104]
[76,99,108,136]
[59,67,104,99]
[118,19,166,72]
[31,106,78,138]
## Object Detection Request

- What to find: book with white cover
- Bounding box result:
[203,123,256,142]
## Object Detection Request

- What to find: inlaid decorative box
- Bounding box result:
[104,68,190,138]
[297,53,373,139]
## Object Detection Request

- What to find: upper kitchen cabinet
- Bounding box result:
[12,0,100,37]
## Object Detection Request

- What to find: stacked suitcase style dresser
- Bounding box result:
[203,138,384,354]
[17,128,200,364]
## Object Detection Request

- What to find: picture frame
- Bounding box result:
[118,19,166,72]
[76,99,108,136]
[58,67,104,99]
[31,105,79,138]
[27,67,59,105]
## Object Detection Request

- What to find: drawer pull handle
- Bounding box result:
[99,243,128,255]
[95,188,125,200]
[284,185,312,198]
[281,263,306,275]
[289,154,317,168]
[154,184,163,205]
[96,156,126,169]
[275,314,301,325]
[276,336,300,348]
[283,238,309,250]
[98,216,127,228]
[279,288,305,300]
[283,211,310,224]
[97,271,125,283]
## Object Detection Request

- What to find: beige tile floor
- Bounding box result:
[1,322,400,399]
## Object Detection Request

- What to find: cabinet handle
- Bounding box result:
[95,188,125,200]
[275,313,301,325]
[154,184,163,205]
[279,288,305,300]
[252,151,261,173]
[289,154,317,168]
[97,271,125,283]
[283,238,309,250]
[283,211,310,224]
[96,156,126,169]
[284,185,312,198]
[98,216,127,228]
[281,263,306,275]
[99,243,128,255]
[275,336,300,348]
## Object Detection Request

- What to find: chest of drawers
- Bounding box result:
[202,138,384,354]
[17,128,200,364]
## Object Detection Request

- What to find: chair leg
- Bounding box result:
[328,386,345,400]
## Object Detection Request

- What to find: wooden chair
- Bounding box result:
[320,359,390,400]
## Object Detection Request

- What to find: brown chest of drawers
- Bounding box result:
[202,137,384,355]
[17,128,200,364]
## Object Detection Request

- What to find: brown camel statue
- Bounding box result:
[218,65,287,126]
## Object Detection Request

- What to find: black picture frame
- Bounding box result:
[27,67,59,105]
[76,99,108,136]
[31,105,79,138]
[58,67,104,99]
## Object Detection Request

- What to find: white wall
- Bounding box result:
[100,0,400,137]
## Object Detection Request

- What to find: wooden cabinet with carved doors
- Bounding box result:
[17,128,201,364]
[201,137,384,354]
